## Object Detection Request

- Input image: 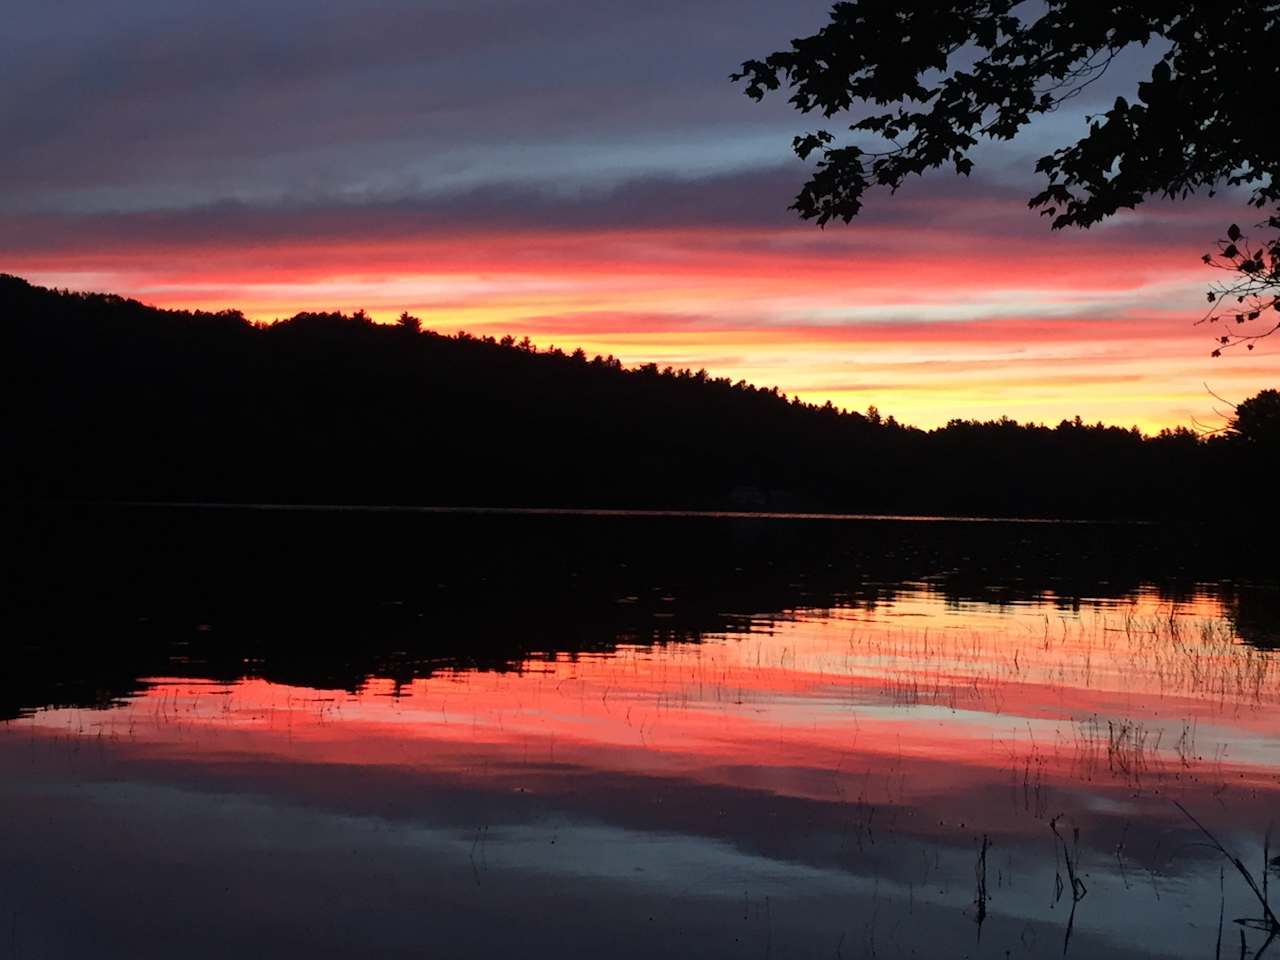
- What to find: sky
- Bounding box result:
[3,0,1277,431]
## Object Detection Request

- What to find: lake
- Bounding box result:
[3,506,1278,958]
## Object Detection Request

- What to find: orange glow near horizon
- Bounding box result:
[12,223,1280,432]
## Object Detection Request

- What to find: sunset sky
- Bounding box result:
[4,0,1277,431]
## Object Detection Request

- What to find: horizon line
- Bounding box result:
[30,500,1157,526]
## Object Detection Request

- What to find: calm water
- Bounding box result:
[3,508,1279,958]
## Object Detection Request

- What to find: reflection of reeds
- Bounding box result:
[972,834,990,934]
[836,606,1279,801]
[1175,801,1279,956]
[1050,816,1088,955]
[1014,744,1049,819]
[844,609,1277,713]
[1104,717,1157,778]
[1050,817,1088,903]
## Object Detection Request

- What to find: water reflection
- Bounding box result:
[4,571,1279,959]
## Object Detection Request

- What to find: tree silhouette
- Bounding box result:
[3,273,1271,520]
[1230,389,1280,445]
[1202,221,1280,355]
[732,2,1280,351]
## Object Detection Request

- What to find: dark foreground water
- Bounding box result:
[3,506,1279,959]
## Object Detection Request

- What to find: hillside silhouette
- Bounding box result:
[2,273,1269,518]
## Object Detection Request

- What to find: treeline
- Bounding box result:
[2,274,1273,518]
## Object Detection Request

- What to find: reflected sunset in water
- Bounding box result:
[8,578,1278,959]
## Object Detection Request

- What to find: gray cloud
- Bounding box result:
[0,160,1232,270]
[0,0,1238,266]
[1,0,833,211]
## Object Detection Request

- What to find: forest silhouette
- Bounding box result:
[4,273,1274,519]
